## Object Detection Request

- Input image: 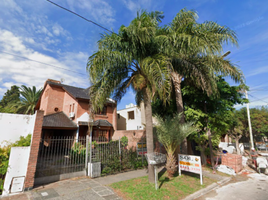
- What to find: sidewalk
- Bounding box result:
[1,168,230,200]
[0,169,147,200]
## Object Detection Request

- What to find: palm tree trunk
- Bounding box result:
[143,89,155,183]
[171,71,184,120]
[171,71,187,154]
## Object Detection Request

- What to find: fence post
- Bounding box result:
[86,135,89,174]
[89,131,92,177]
[119,137,121,156]
[119,137,121,172]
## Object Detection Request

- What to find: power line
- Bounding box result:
[0,50,87,76]
[46,0,118,36]
[248,94,268,104]
[250,80,268,89]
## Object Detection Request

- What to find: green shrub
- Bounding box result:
[121,136,128,147]
[70,142,86,164]
[0,134,31,195]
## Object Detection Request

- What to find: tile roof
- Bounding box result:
[78,119,113,127]
[46,81,115,104]
[93,119,113,127]
[43,112,78,129]
[47,81,91,100]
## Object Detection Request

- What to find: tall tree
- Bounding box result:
[0,85,20,113]
[183,77,247,164]
[160,9,244,153]
[227,111,244,155]
[236,106,268,142]
[16,85,42,114]
[87,11,172,183]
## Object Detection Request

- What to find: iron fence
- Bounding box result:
[35,137,86,178]
[89,136,147,176]
[35,136,148,179]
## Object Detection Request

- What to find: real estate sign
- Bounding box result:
[178,154,202,185]
[137,142,147,155]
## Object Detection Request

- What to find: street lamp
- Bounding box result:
[245,91,254,149]
[222,51,254,148]
[222,51,231,58]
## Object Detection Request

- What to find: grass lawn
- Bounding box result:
[110,170,216,200]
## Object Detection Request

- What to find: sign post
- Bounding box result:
[145,152,166,190]
[137,142,147,155]
[178,154,202,185]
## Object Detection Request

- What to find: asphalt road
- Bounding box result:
[196,173,268,200]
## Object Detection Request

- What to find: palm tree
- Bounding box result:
[159,9,244,153]
[155,114,196,178]
[16,85,42,114]
[87,11,172,183]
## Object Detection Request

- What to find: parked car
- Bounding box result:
[257,143,268,151]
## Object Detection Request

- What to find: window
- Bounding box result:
[99,130,106,137]
[99,130,108,141]
[96,106,107,115]
[117,114,120,119]
[128,111,135,120]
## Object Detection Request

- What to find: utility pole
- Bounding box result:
[245,90,254,149]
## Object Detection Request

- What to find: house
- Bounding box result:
[117,103,158,130]
[117,103,145,130]
[35,79,117,140]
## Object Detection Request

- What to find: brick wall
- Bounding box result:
[24,110,44,190]
[113,130,146,149]
[40,84,65,115]
[113,130,165,153]
[222,153,242,173]
[62,91,78,120]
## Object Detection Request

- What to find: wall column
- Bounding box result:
[24,110,44,190]
[76,125,79,142]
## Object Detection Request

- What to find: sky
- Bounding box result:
[0,0,267,110]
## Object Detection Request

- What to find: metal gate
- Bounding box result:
[35,136,88,185]
[35,135,148,185]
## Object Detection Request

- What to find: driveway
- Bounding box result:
[196,173,268,200]
[1,169,148,200]
[1,177,121,200]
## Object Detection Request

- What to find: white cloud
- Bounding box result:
[121,0,165,15]
[246,66,268,78]
[1,0,23,14]
[0,30,30,53]
[0,1,73,53]
[66,0,116,25]
[0,29,89,97]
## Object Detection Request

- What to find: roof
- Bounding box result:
[46,81,115,104]
[35,80,116,110]
[93,119,113,127]
[47,80,91,100]
[79,119,113,127]
[43,112,78,129]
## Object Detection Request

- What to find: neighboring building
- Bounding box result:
[117,103,145,130]
[35,79,117,140]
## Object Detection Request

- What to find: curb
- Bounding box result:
[184,177,232,200]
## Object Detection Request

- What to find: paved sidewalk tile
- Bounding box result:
[1,169,147,200]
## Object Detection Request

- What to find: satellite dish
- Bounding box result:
[60,78,65,83]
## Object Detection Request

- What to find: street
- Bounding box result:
[197,173,268,200]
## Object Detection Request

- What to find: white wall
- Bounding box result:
[117,105,144,130]
[2,147,31,196]
[0,113,36,147]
